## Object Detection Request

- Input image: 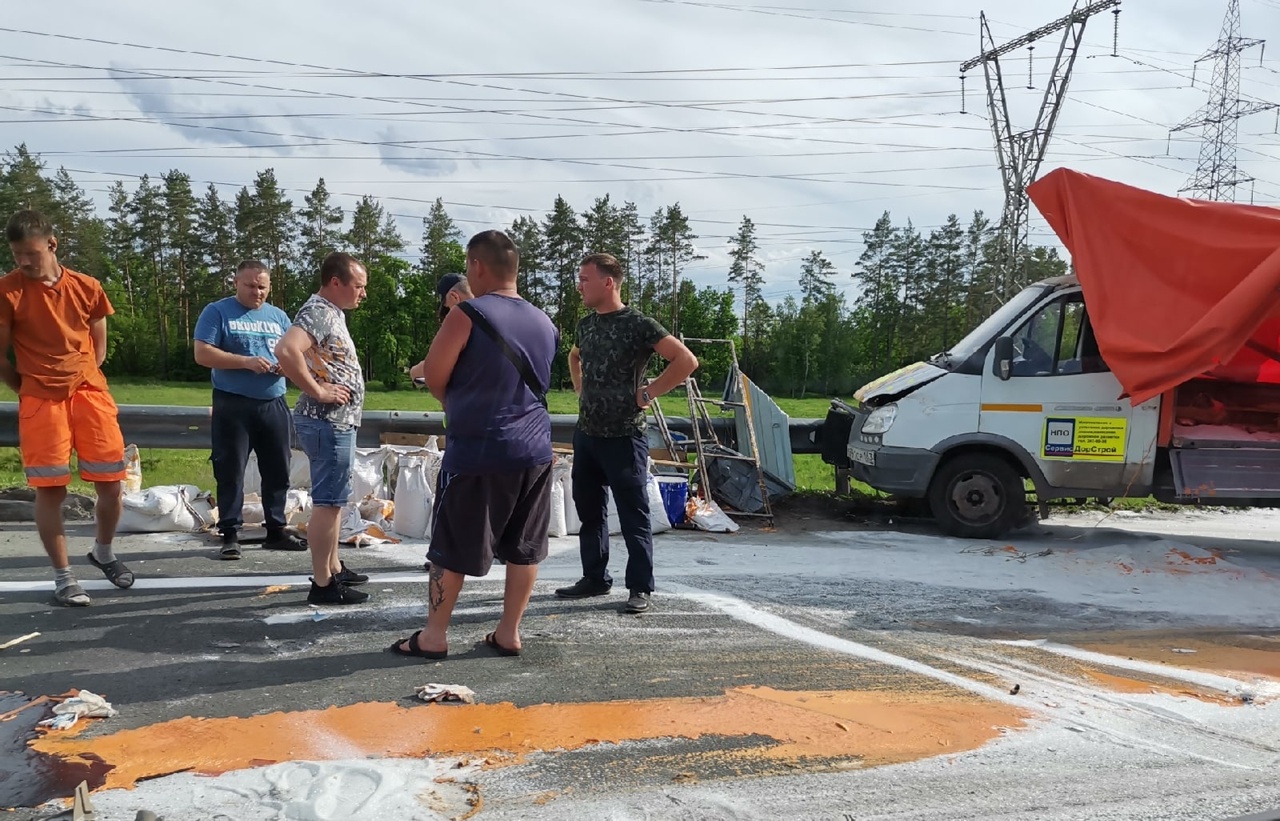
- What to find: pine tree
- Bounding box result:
[417,197,463,280]
[798,250,836,307]
[509,215,549,309]
[0,144,55,218]
[344,195,404,266]
[105,181,138,314]
[233,186,260,263]
[963,210,998,328]
[542,195,583,332]
[852,211,901,375]
[641,207,666,318]
[726,216,764,353]
[130,175,170,374]
[795,250,838,395]
[617,201,645,304]
[297,178,344,278]
[46,167,104,278]
[924,214,965,354]
[250,169,296,309]
[657,204,698,332]
[193,184,235,297]
[163,170,198,369]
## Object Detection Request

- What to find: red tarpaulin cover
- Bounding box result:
[1027,168,1280,406]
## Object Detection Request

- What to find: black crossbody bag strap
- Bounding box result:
[457,302,548,409]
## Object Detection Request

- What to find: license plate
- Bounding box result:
[848,447,876,467]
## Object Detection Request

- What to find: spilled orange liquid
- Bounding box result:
[1079,669,1240,705]
[1079,636,1280,683]
[32,687,1027,791]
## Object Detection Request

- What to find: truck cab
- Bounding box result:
[836,275,1152,538]
[834,272,1280,539]
[825,166,1280,539]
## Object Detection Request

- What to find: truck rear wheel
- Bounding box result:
[927,453,1026,539]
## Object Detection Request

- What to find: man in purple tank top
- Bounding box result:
[390,230,559,659]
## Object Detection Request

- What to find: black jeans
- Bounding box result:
[572,428,654,593]
[211,390,292,535]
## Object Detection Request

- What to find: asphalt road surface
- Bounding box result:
[3,501,1280,820]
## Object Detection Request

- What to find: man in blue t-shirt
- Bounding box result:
[194,260,303,559]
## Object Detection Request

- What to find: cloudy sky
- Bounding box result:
[3,0,1279,302]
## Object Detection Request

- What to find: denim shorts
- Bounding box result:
[293,415,356,508]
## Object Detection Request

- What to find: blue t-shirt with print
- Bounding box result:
[193,297,289,400]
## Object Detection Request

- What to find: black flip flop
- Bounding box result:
[86,553,135,589]
[389,630,447,660]
[484,631,521,657]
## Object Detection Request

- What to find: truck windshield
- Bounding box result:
[938,283,1053,367]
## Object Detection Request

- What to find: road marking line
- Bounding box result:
[0,573,436,593]
[666,583,1016,704]
[0,539,579,594]
[997,639,1280,698]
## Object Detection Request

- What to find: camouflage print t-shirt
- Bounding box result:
[575,306,669,438]
[291,294,364,429]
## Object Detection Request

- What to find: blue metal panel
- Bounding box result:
[722,368,797,491]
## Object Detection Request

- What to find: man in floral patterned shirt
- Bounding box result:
[274,252,371,605]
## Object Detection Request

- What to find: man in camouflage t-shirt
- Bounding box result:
[555,253,698,613]
[274,252,371,606]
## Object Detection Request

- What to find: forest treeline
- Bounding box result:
[0,145,1068,396]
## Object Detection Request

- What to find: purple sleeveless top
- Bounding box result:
[441,293,558,475]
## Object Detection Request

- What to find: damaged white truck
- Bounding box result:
[822,168,1280,539]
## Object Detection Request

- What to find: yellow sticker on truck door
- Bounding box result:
[1042,416,1127,461]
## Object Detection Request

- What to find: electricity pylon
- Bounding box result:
[961,1,1120,299]
[1171,0,1276,202]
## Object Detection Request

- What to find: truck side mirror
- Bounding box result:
[993,337,1014,381]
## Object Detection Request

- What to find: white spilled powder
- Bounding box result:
[666,582,1019,704]
[85,758,481,821]
[801,526,1280,626]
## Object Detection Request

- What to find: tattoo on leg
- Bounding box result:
[429,564,446,611]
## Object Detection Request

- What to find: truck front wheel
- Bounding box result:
[927,453,1027,539]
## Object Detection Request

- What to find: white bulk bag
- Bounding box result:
[117,484,216,533]
[393,453,433,540]
[243,449,310,495]
[350,447,389,502]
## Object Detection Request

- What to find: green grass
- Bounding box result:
[0,380,851,494]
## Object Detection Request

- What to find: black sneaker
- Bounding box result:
[335,561,368,586]
[264,531,308,552]
[555,578,612,599]
[624,591,651,613]
[307,576,369,605]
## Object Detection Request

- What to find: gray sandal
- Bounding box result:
[54,581,90,607]
[87,553,135,589]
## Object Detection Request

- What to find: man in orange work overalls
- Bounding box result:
[0,210,133,606]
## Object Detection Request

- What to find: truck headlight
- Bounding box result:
[861,404,897,435]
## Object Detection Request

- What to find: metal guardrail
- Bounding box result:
[0,403,828,455]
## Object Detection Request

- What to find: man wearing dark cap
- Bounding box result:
[436,273,472,320]
[411,274,472,387]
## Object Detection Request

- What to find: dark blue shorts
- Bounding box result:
[294,415,356,508]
